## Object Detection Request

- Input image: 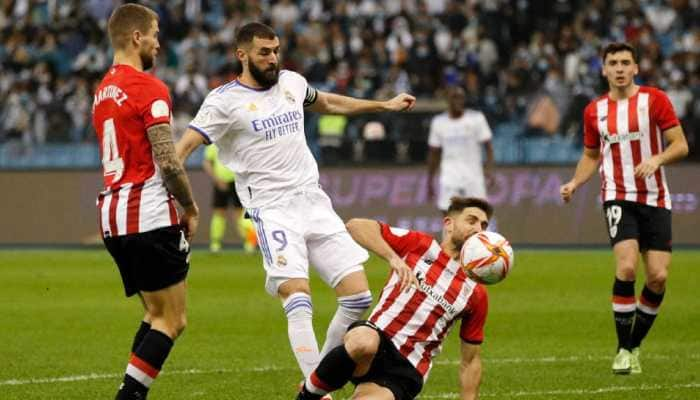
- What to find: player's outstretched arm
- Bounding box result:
[175,128,207,163]
[307,91,416,115]
[148,123,199,240]
[346,218,417,291]
[634,125,689,178]
[560,147,600,203]
[459,342,482,400]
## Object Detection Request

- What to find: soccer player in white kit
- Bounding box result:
[427,87,494,213]
[176,22,416,387]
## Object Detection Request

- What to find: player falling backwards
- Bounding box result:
[176,22,416,394]
[561,42,688,374]
[297,197,493,400]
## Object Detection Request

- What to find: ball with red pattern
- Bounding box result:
[460,231,514,285]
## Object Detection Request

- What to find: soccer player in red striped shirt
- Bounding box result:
[297,197,492,400]
[92,4,199,399]
[560,42,688,375]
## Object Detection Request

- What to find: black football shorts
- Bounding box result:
[103,225,190,296]
[603,200,672,252]
[348,320,423,400]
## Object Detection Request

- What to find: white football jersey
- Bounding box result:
[189,70,319,208]
[428,110,492,188]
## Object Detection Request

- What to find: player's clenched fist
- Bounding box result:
[385,93,416,112]
[560,181,577,203]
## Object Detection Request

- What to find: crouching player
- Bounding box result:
[297,197,493,400]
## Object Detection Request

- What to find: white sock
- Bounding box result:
[284,293,320,378]
[320,290,373,357]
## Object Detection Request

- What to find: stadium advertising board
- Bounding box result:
[1,166,698,246]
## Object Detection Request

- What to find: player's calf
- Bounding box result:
[116,329,174,399]
[284,292,321,377]
[298,324,379,399]
[298,345,358,400]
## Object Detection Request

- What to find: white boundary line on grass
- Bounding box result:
[420,383,700,398]
[2,353,698,388]
[434,352,689,365]
[0,366,286,386]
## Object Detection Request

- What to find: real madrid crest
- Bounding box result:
[284,90,295,105]
[247,102,258,111]
[277,254,288,266]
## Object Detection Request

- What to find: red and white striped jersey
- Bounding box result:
[369,223,488,382]
[583,86,680,209]
[92,64,178,238]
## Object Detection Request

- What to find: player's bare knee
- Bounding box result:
[344,327,379,360]
[646,270,668,292]
[278,279,311,300]
[616,262,636,280]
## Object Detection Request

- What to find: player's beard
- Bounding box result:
[452,237,467,254]
[248,60,279,88]
[451,229,471,254]
[140,47,155,71]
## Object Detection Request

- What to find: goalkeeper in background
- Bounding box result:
[203,144,257,253]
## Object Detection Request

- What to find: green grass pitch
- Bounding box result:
[1,249,698,399]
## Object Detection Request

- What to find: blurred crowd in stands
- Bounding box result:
[1,0,698,162]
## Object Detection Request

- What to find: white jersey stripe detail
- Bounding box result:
[137,173,173,233]
[590,90,673,210]
[115,184,130,236]
[97,170,175,238]
[369,238,474,381]
[616,99,636,202]
[637,93,656,206]
[100,194,112,236]
[657,130,672,208]
[596,99,614,201]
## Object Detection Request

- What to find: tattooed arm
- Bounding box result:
[147,123,199,241]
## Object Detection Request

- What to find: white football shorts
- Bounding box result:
[247,186,369,296]
[437,181,487,211]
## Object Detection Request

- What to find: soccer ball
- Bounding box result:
[460,231,514,285]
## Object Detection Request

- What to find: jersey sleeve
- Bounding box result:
[651,89,680,131]
[378,222,428,258]
[204,144,217,161]
[427,117,441,148]
[475,112,493,142]
[304,85,318,107]
[459,284,488,344]
[138,78,172,129]
[189,96,232,145]
[582,102,600,149]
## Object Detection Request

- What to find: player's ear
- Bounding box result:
[132,30,143,48]
[443,216,453,235]
[235,48,247,64]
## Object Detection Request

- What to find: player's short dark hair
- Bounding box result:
[602,42,638,63]
[236,22,277,48]
[108,4,158,50]
[447,197,494,219]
